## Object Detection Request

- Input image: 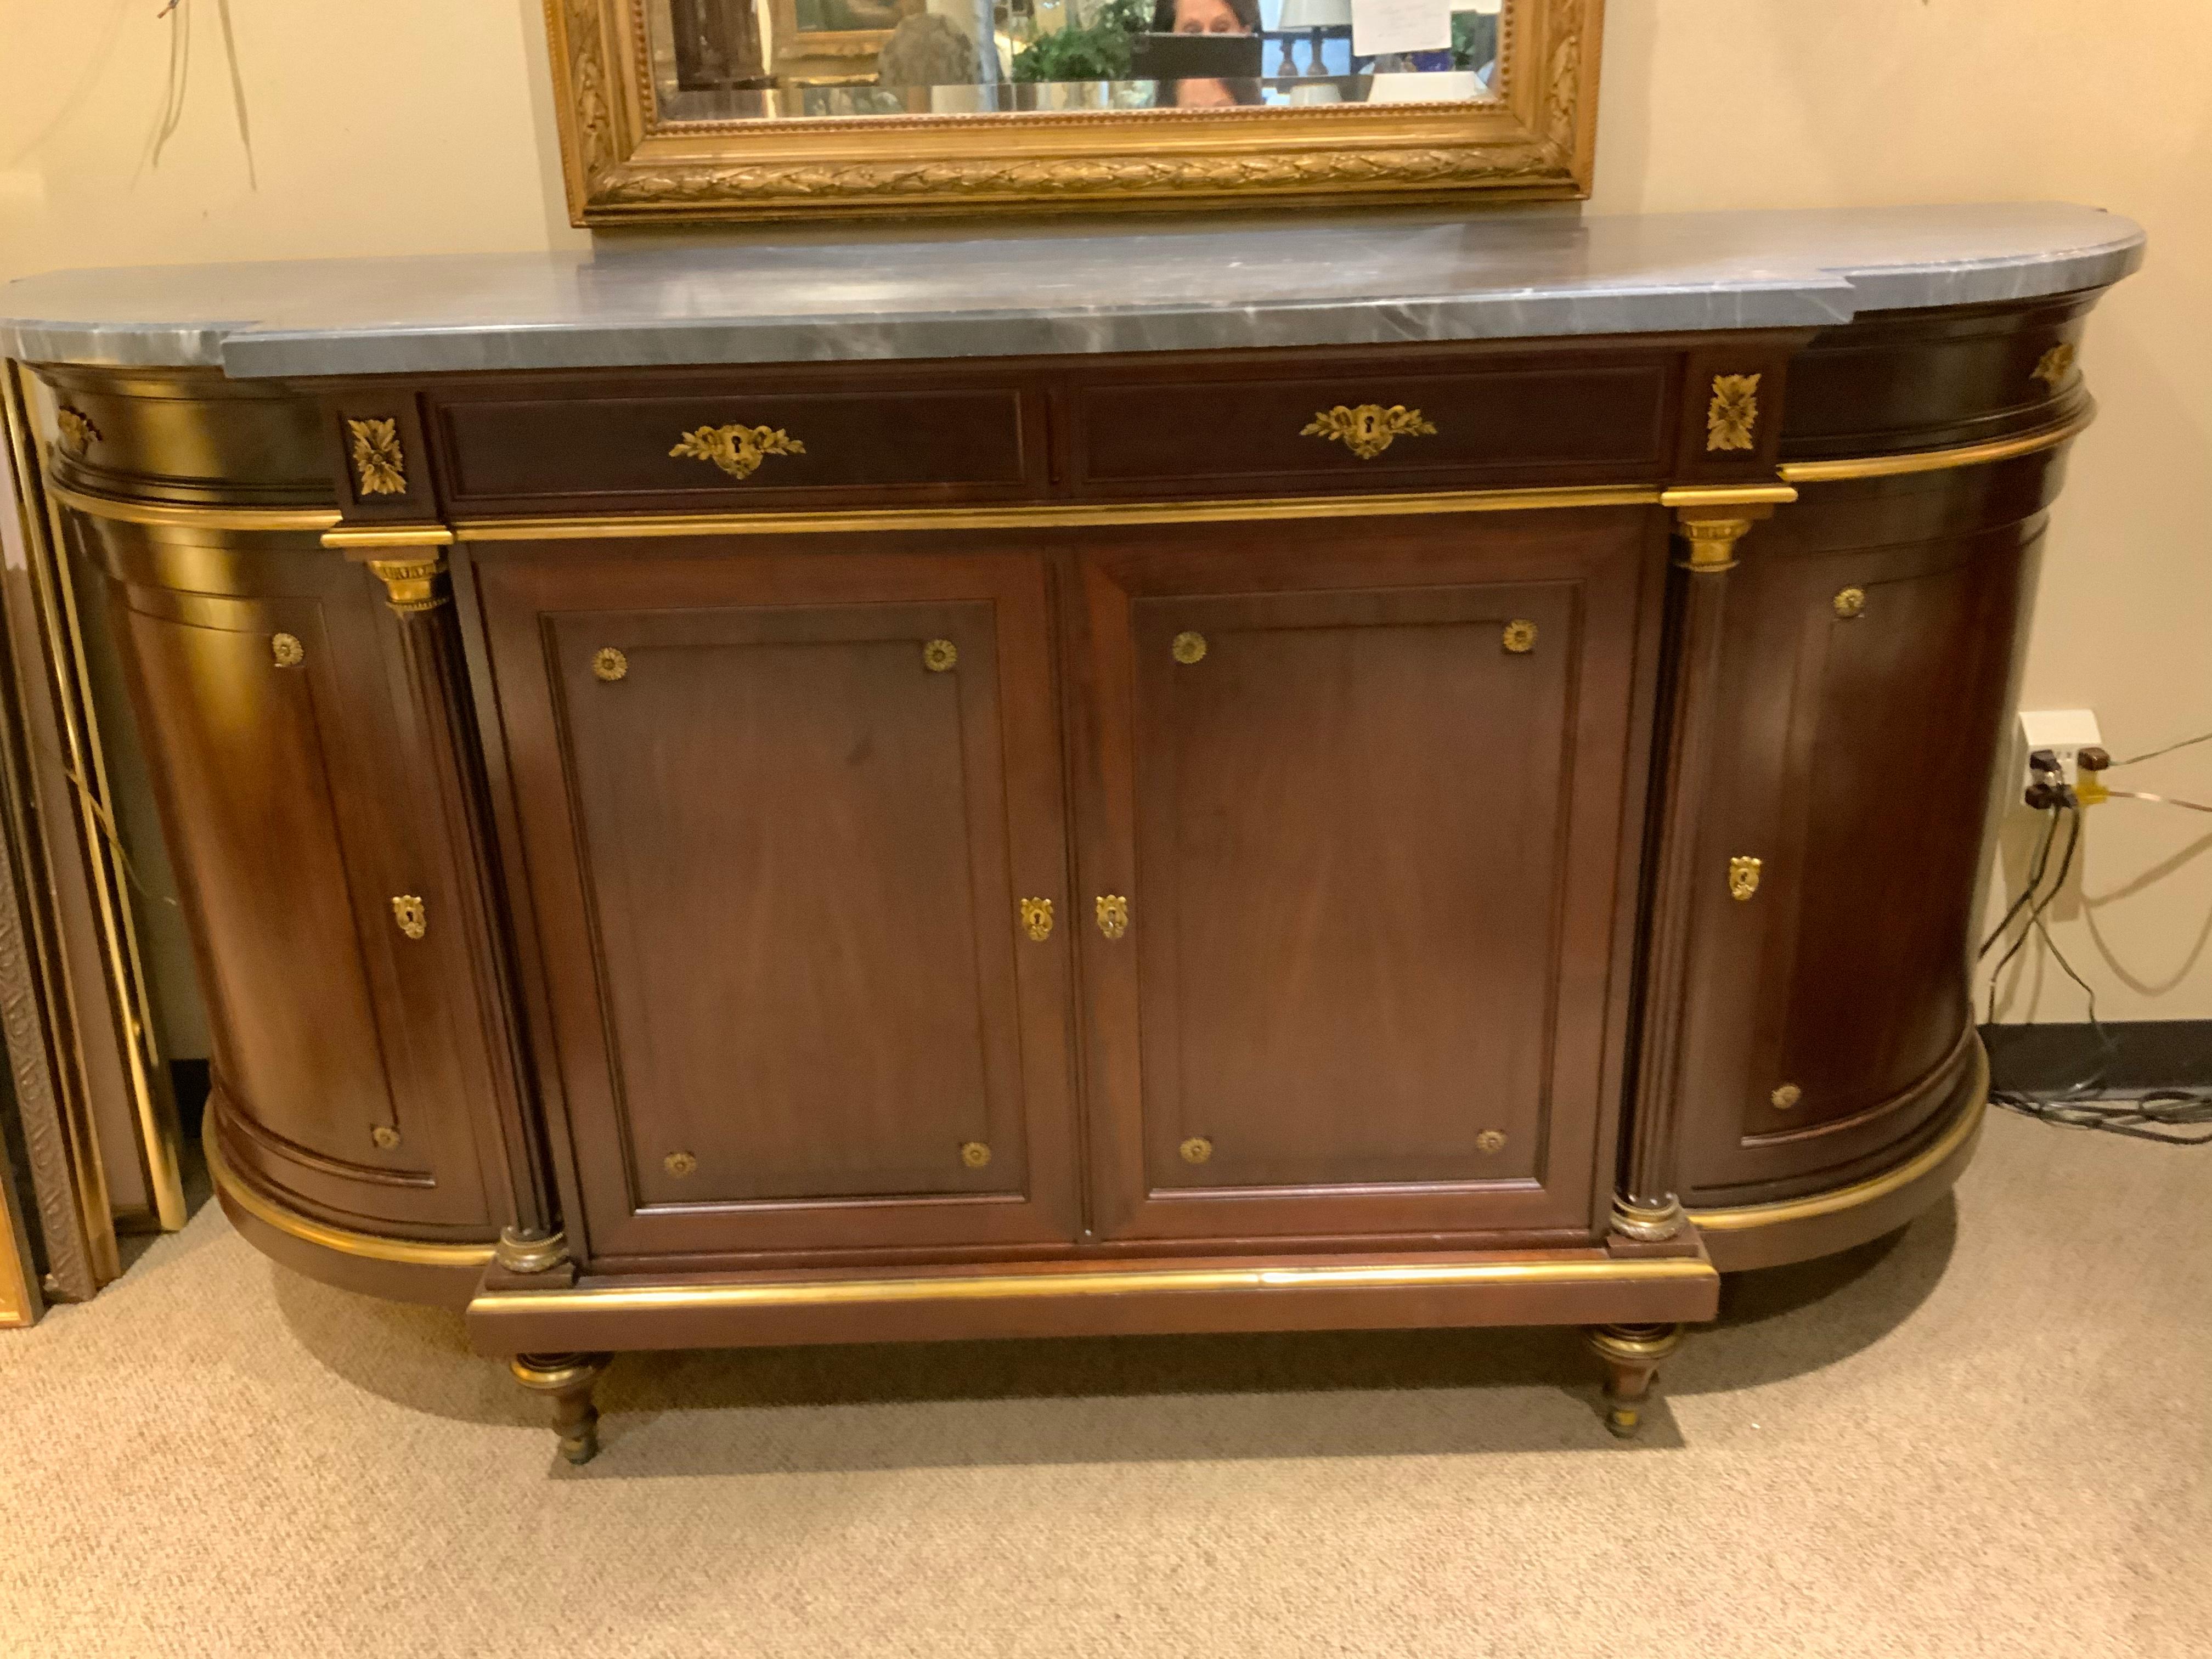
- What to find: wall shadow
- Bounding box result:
[269,1194,1956,1478]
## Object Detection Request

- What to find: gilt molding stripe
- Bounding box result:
[454,484,1664,541]
[1688,1042,1989,1234]
[41,409,2094,538]
[205,1115,496,1269]
[1778,403,2095,484]
[472,1252,1718,1320]
[44,482,340,533]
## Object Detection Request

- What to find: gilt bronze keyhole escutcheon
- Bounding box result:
[669,423,805,481]
[1019,898,1054,942]
[1728,856,1763,901]
[1300,404,1437,460]
[1096,895,1130,939]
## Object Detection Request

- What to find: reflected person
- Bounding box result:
[1171,76,1264,106]
[1152,0,1259,35]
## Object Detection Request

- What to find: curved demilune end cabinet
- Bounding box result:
[20,278,2116,1461]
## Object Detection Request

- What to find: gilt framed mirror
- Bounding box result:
[545,0,1603,222]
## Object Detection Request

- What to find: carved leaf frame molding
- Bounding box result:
[544,0,1605,223]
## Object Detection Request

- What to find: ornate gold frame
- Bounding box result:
[545,0,1605,223]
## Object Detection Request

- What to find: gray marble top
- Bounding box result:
[0,203,2143,378]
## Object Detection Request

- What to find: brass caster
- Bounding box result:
[510,1352,611,1465]
[1585,1322,1683,1442]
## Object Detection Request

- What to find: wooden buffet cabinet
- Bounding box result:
[4,213,2135,1460]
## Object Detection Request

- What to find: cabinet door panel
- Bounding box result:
[111,578,492,1232]
[476,546,1079,1261]
[1678,516,2032,1202]
[1073,514,1656,1243]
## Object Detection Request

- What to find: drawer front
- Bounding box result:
[475,541,1080,1265]
[1069,362,1671,497]
[431,379,1040,512]
[1780,292,2097,460]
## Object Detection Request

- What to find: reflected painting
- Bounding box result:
[650,0,1506,120]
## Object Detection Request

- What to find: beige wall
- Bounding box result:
[1592,1,2212,1025]
[3,0,2207,1038]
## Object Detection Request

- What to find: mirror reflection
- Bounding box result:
[651,0,1504,120]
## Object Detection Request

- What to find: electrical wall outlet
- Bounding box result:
[2019,708,2103,787]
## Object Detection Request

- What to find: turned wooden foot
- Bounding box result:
[1584,1323,1683,1440]
[510,1352,611,1464]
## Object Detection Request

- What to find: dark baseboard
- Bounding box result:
[170,1058,211,1139]
[1980,1020,2212,1100]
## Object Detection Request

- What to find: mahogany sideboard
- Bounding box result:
[0,206,2143,1460]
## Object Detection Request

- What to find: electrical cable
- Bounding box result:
[2106,789,2212,815]
[1983,793,2212,1143]
[2108,729,2212,769]
[1984,799,2072,1022]
[1994,1092,2212,1146]
[1979,802,2061,962]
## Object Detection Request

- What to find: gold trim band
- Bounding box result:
[1658,484,1799,510]
[323,524,458,550]
[471,1253,1716,1319]
[1688,1042,1988,1234]
[47,482,341,533]
[1778,404,2096,484]
[204,1118,496,1269]
[452,484,1666,542]
[41,410,2095,540]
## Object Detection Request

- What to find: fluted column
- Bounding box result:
[348,533,568,1278]
[1614,489,1792,1243]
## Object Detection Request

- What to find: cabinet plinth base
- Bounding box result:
[465,1248,1721,1357]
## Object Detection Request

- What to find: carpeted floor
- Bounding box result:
[1,1109,2205,1658]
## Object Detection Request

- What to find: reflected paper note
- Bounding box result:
[1350,0,1451,56]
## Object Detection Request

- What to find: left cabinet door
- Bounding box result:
[474,541,1081,1263]
[95,531,497,1234]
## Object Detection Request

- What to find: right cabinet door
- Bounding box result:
[1070,511,1658,1246]
[1674,508,2035,1206]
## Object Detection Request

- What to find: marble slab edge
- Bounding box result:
[0,211,2147,379]
[215,282,1857,379]
[2,320,237,371]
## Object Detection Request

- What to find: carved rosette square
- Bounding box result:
[1705,374,1762,453]
[346,417,408,496]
